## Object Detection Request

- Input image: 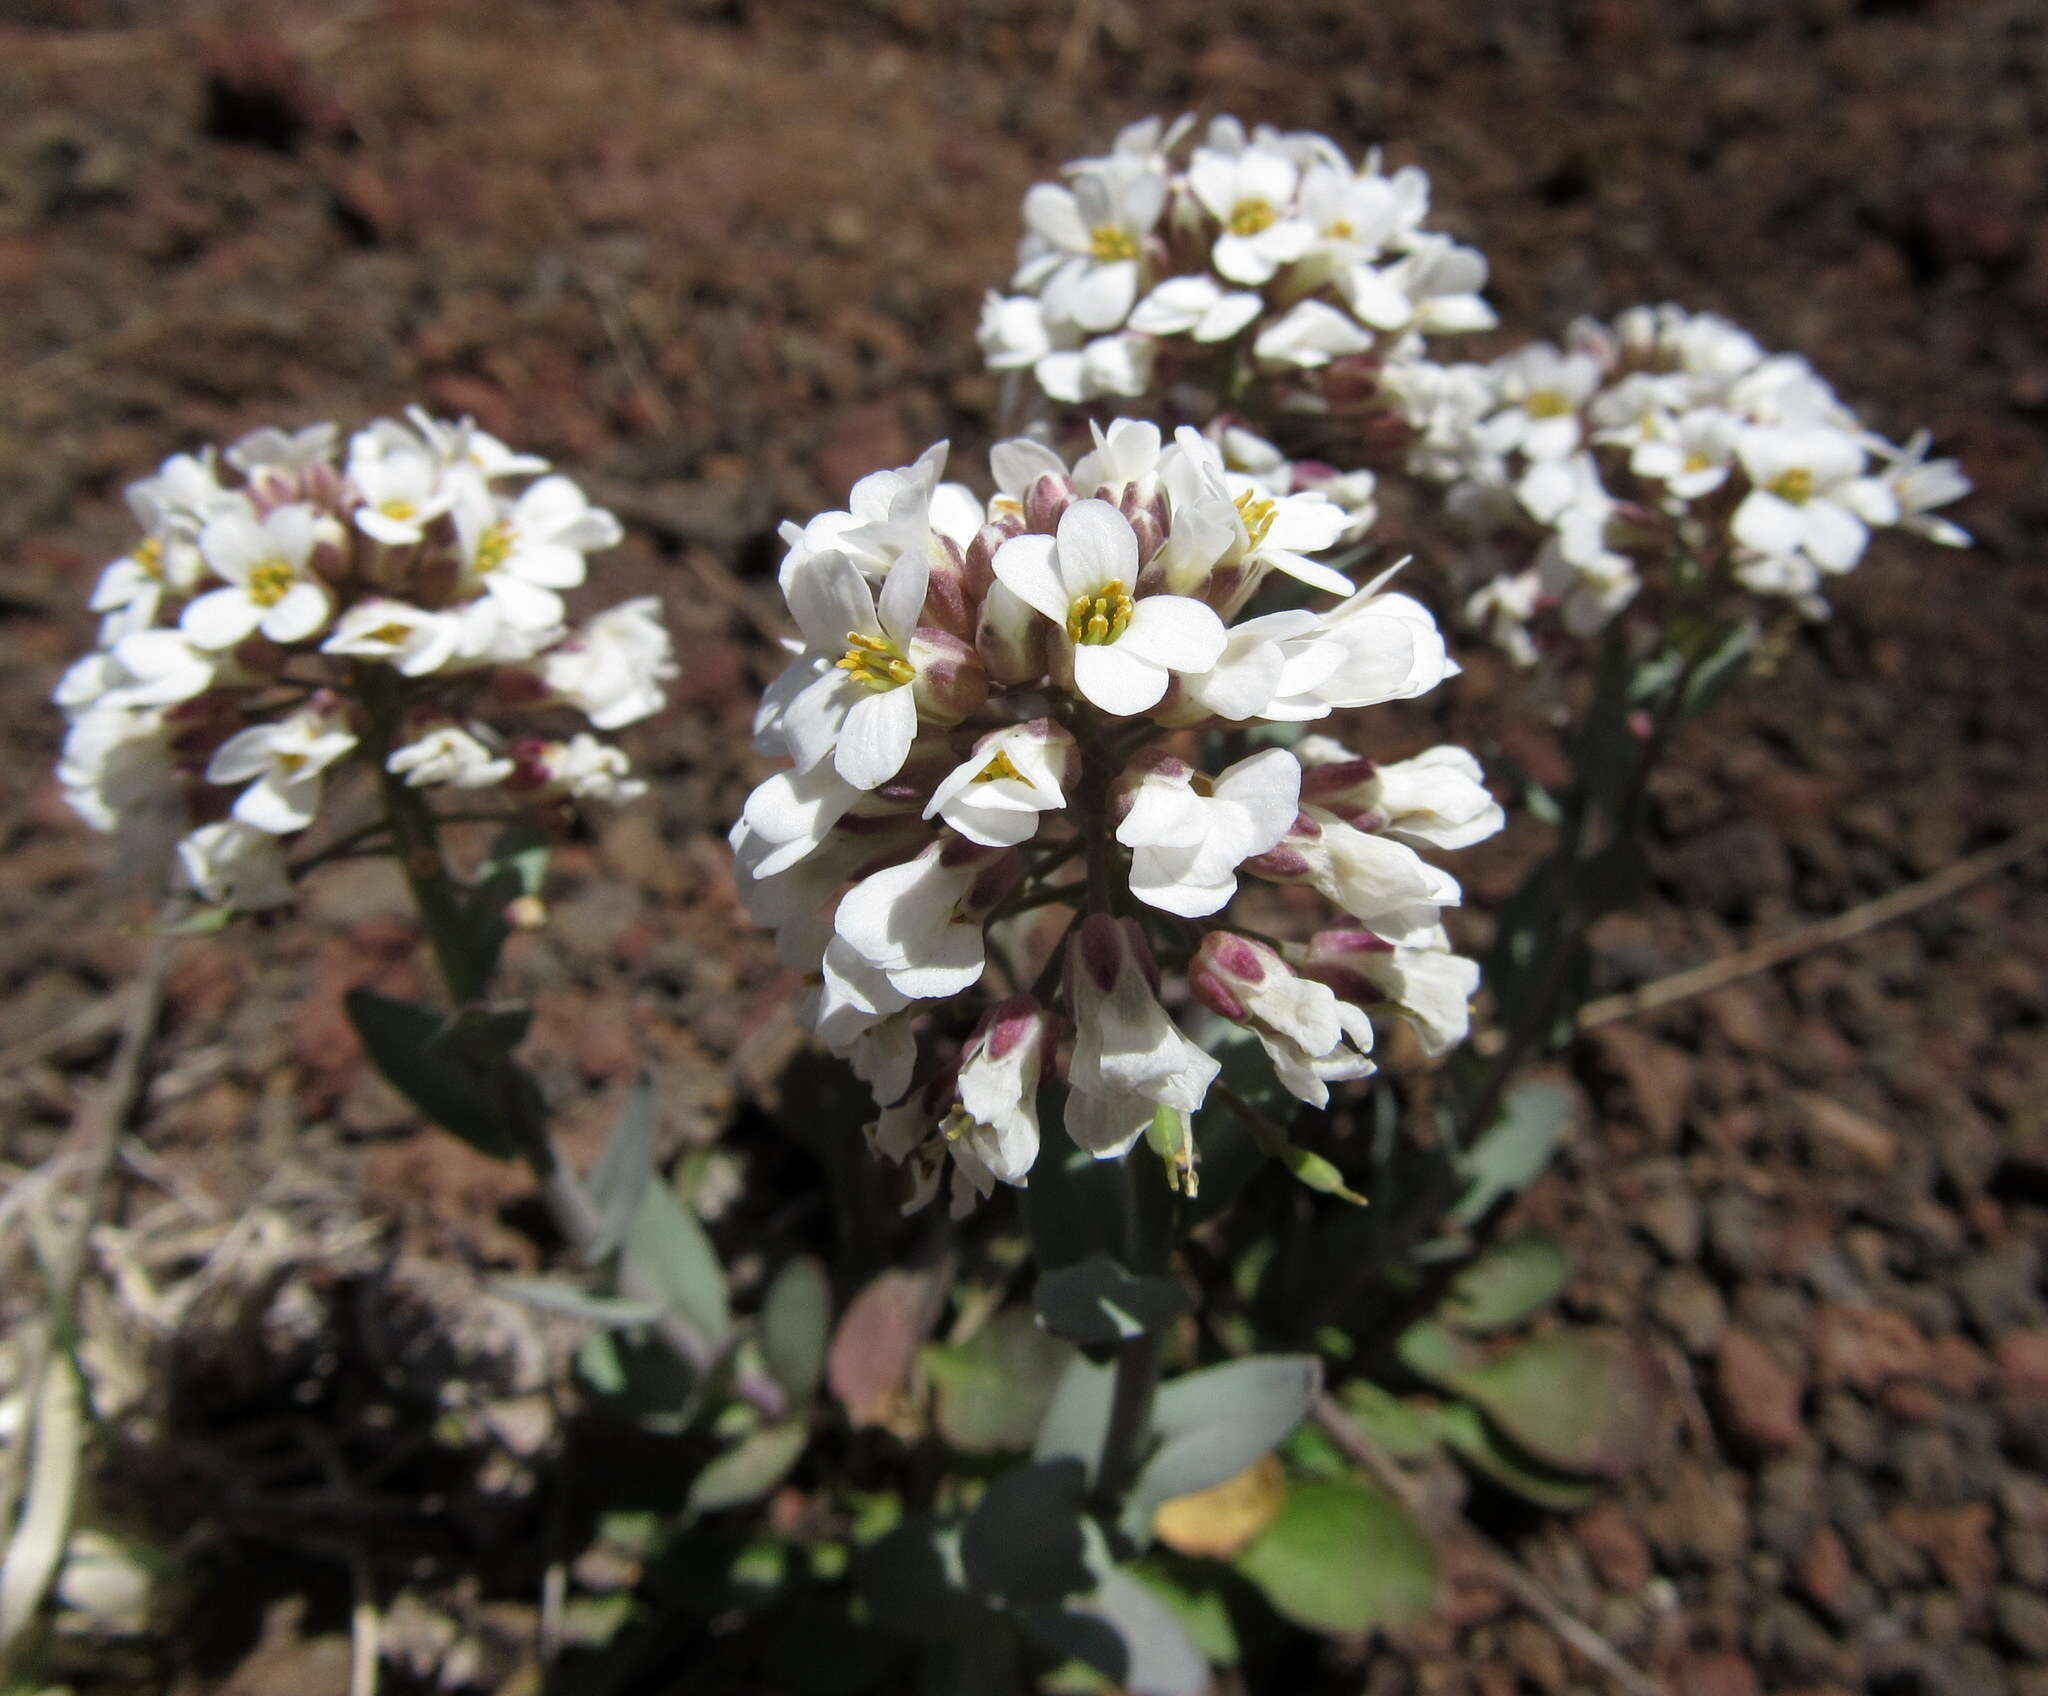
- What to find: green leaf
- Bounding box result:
[1033,1354,1118,1486]
[1446,1330,1661,1478]
[959,1459,1093,1607]
[492,1277,668,1327]
[344,988,530,1159]
[760,1256,831,1406]
[1126,1357,1320,1538]
[626,1180,731,1342]
[1432,1402,1603,1510]
[574,1329,697,1430]
[686,1422,809,1515]
[1440,1233,1573,1334]
[1235,1479,1438,1637]
[924,1308,1072,1454]
[1128,1558,1242,1668]
[1448,1078,1575,1227]
[856,1520,986,1644]
[1392,1319,1483,1389]
[584,1074,658,1264]
[1678,618,1757,721]
[466,816,551,984]
[1023,1566,1210,1696]
[1036,1254,1192,1346]
[1022,1123,1175,1274]
[1338,1381,1442,1461]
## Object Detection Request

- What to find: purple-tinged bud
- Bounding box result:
[908,628,988,724]
[1119,484,1168,565]
[963,848,1025,915]
[1299,758,1379,803]
[961,527,1000,599]
[976,994,1050,1065]
[976,580,1045,686]
[921,548,981,643]
[1069,912,1157,1001]
[1191,931,1283,1023]
[1296,928,1396,1003]
[1243,813,1322,884]
[1025,472,1077,534]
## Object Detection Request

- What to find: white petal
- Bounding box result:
[1073,642,1167,716]
[787,549,877,651]
[876,554,931,647]
[835,685,918,790]
[990,534,1070,624]
[181,588,262,649]
[261,579,332,644]
[1053,499,1140,598]
[1116,595,1227,672]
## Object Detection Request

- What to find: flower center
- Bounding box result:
[1088,224,1138,263]
[277,750,308,774]
[473,522,516,574]
[379,498,418,522]
[1233,488,1278,551]
[134,537,165,578]
[837,630,915,691]
[1228,198,1278,237]
[247,560,295,608]
[1683,451,1713,474]
[973,749,1029,785]
[1065,581,1134,646]
[1326,217,1355,239]
[369,621,414,645]
[1768,468,1815,504]
[1524,389,1573,419]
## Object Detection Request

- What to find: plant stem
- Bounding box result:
[1093,1328,1161,1515]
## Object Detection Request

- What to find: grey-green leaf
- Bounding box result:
[344,988,529,1160]
[1036,1253,1191,1345]
[1449,1078,1575,1227]
[687,1422,809,1515]
[959,1459,1093,1607]
[1235,1479,1438,1636]
[925,1308,1072,1454]
[584,1074,658,1264]
[625,1180,731,1342]
[1441,1233,1573,1334]
[1126,1356,1320,1539]
[493,1277,668,1328]
[760,1255,831,1406]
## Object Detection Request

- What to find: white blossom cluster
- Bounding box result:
[978,114,1496,408]
[1378,304,1973,662]
[53,411,675,909]
[731,420,1501,1214]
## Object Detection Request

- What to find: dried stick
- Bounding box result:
[1578,819,2048,1032]
[1311,1392,1665,1696]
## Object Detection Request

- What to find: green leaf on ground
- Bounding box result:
[1235,1479,1438,1637]
[344,988,531,1160]
[924,1308,1072,1454]
[687,1422,809,1515]
[1126,1356,1320,1538]
[1440,1233,1573,1334]
[760,1255,831,1406]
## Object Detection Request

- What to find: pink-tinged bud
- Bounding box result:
[1243,846,1313,882]
[921,554,980,643]
[1191,931,1284,1023]
[1119,484,1167,565]
[908,629,988,724]
[977,582,1045,686]
[301,460,346,512]
[964,849,1025,914]
[1025,472,1077,534]
[978,994,1048,1063]
[1070,912,1156,999]
[961,527,1000,599]
[1298,927,1395,1003]
[1299,758,1379,803]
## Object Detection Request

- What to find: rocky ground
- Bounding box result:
[2,1,2046,1692]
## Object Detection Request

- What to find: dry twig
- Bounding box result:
[1577,819,2048,1032]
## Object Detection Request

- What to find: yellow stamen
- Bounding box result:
[1089,224,1138,263]
[973,749,1029,786]
[1228,198,1278,237]
[1066,580,1135,646]
[1233,487,1277,551]
[836,629,915,691]
[246,560,295,608]
[1326,218,1355,239]
[369,622,413,645]
[134,537,165,577]
[1524,389,1573,419]
[277,751,307,774]
[1684,451,1712,474]
[473,522,516,574]
[1768,468,1815,504]
[379,498,418,521]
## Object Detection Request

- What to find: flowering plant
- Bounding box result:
[53,409,672,915]
[733,422,1500,1214]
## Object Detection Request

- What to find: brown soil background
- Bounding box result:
[3,2,2047,1693]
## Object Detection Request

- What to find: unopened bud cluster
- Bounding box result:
[54,411,675,909]
[979,114,1495,408]
[1377,304,1972,661]
[732,420,1500,1214]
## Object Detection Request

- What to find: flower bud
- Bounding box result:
[976,580,1047,686]
[1024,471,1077,534]
[1190,930,1283,1023]
[908,628,988,724]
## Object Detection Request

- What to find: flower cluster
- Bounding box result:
[731,421,1499,1214]
[1377,305,1972,661]
[978,115,1495,408]
[54,411,674,909]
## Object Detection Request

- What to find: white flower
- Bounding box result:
[1191,932,1376,1108]
[1114,747,1299,918]
[183,504,334,649]
[1732,425,1896,573]
[1628,407,1741,501]
[1127,274,1262,342]
[1064,915,1219,1157]
[924,719,1076,848]
[1298,925,1480,1056]
[1187,143,1314,285]
[527,734,645,803]
[1036,330,1156,405]
[1252,300,1375,369]
[1480,343,1601,461]
[991,499,1224,715]
[348,423,456,546]
[321,598,464,676]
[1162,427,1355,597]
[1299,740,1504,850]
[1464,570,1542,666]
[452,476,624,630]
[833,839,1018,1001]
[57,707,180,835]
[739,761,864,879]
[540,597,676,729]
[1016,165,1167,332]
[948,996,1053,1187]
[978,291,1054,372]
[1875,430,1971,547]
[55,629,215,715]
[403,406,549,482]
[1249,807,1462,945]
[177,821,294,910]
[208,703,359,832]
[387,724,514,791]
[227,422,339,480]
[776,548,931,788]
